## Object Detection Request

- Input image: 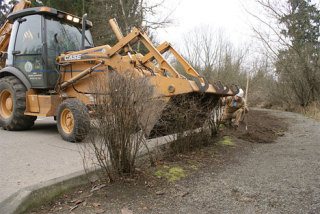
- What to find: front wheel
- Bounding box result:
[0,76,36,130]
[57,99,90,142]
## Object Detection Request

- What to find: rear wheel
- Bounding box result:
[0,76,36,130]
[57,99,90,142]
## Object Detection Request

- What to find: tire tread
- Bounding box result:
[0,76,36,130]
[57,99,90,142]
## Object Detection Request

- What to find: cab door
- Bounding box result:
[12,14,46,88]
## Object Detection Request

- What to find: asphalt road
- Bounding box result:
[0,118,84,202]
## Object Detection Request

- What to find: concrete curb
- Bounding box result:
[0,169,97,214]
[0,135,172,214]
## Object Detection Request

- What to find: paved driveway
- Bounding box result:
[0,118,83,202]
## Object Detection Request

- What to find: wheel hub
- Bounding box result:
[0,90,13,118]
[6,97,13,111]
[61,108,74,134]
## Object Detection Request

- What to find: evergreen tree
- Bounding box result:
[275,0,320,106]
[1,0,165,50]
[38,0,145,46]
[86,0,144,46]
[39,0,84,16]
[0,0,18,25]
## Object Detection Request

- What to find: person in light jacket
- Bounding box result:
[221,88,248,129]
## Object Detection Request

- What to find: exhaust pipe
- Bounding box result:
[81,13,87,50]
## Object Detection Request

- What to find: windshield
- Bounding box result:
[46,17,94,77]
[46,17,93,53]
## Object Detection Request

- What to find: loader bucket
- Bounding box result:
[148,92,220,138]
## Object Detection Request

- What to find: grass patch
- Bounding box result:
[293,102,320,121]
[190,165,198,170]
[155,166,186,182]
[219,136,234,146]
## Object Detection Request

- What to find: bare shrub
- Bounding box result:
[82,71,163,182]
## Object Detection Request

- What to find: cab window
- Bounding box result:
[14,15,42,54]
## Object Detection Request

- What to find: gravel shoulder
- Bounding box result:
[178,109,320,214]
[30,109,320,214]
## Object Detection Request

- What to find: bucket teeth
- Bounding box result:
[213,81,228,94]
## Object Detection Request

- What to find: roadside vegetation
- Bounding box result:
[248,0,320,119]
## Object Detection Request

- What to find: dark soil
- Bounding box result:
[225,109,288,144]
[29,109,289,214]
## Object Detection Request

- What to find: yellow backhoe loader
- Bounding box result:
[0,0,236,142]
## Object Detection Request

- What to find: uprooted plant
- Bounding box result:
[81,71,164,182]
[208,97,224,136]
[152,93,221,154]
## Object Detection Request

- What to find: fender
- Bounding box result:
[0,66,31,89]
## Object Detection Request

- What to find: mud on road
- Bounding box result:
[30,109,320,214]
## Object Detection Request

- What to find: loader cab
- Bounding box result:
[6,7,93,89]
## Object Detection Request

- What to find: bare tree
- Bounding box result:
[181,26,224,73]
[248,0,320,107]
[180,26,248,87]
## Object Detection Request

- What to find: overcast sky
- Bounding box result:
[154,0,261,48]
[154,0,319,50]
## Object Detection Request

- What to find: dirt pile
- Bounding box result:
[224,109,288,143]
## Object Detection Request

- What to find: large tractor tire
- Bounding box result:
[0,76,36,130]
[57,99,90,142]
